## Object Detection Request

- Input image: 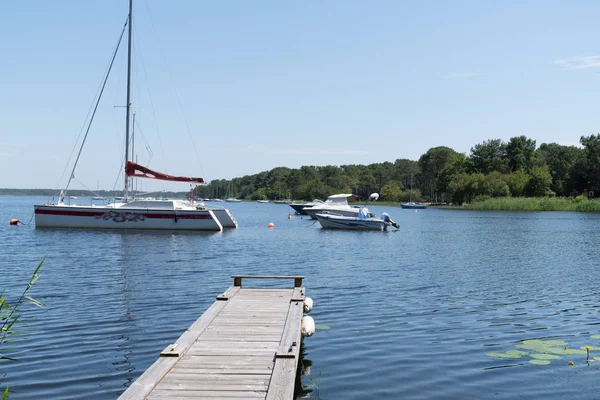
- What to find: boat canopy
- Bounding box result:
[125,161,204,183]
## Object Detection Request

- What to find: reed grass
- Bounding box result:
[460,196,600,212]
[1,257,45,399]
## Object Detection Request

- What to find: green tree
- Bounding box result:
[436,153,469,200]
[536,143,584,196]
[380,181,402,202]
[524,167,553,197]
[505,135,536,172]
[418,146,458,200]
[482,171,511,197]
[503,170,530,197]
[469,139,508,174]
[580,134,600,193]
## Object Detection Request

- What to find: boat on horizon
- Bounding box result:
[34,1,235,231]
[400,202,427,209]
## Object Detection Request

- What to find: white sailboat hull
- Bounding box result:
[34,204,223,231]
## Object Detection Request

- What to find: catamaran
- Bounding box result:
[34,0,236,231]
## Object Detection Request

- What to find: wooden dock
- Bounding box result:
[119,275,307,400]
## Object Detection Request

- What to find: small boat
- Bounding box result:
[92,196,104,200]
[225,197,241,202]
[289,199,323,215]
[303,194,358,220]
[400,202,427,209]
[315,193,400,231]
[401,173,426,209]
[316,213,387,230]
[257,200,269,203]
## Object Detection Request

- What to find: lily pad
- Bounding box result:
[487,350,529,359]
[547,347,586,355]
[580,346,600,351]
[530,353,561,360]
[516,340,567,353]
[529,359,551,365]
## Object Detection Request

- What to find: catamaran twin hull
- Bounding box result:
[34,205,226,231]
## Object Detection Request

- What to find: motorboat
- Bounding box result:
[289,199,324,215]
[315,193,400,231]
[302,194,360,219]
[316,213,387,230]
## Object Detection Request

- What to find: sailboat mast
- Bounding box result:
[123,0,133,202]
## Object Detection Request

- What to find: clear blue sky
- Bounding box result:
[2,1,599,191]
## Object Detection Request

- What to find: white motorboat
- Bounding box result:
[302,194,360,219]
[314,193,400,231]
[315,213,387,230]
[289,199,324,215]
[34,1,235,232]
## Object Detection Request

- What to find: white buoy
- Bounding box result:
[303,297,313,313]
[301,315,315,337]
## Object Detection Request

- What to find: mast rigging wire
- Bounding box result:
[63,17,129,198]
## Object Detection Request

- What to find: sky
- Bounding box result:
[2,0,600,191]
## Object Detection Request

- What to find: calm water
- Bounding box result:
[2,196,600,399]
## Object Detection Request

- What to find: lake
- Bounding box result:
[2,196,600,399]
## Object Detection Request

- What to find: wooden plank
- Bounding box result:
[154,382,269,391]
[276,300,303,359]
[265,358,297,400]
[146,390,266,399]
[216,286,241,301]
[118,357,179,400]
[189,341,278,350]
[290,287,305,302]
[161,373,271,383]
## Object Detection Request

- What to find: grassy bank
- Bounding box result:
[458,196,600,212]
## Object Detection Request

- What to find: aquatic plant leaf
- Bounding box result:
[580,346,600,351]
[529,353,561,360]
[529,359,551,365]
[315,325,331,331]
[516,340,567,353]
[547,347,586,355]
[506,350,529,357]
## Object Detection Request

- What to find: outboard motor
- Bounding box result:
[381,212,400,229]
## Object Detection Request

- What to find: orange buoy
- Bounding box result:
[10,218,20,225]
[288,213,292,219]
[268,222,274,228]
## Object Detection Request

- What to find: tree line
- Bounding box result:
[196,134,600,204]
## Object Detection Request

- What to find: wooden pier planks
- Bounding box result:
[119,276,305,400]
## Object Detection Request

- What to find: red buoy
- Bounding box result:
[9,218,20,225]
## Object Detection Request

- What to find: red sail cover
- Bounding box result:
[125,161,204,183]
